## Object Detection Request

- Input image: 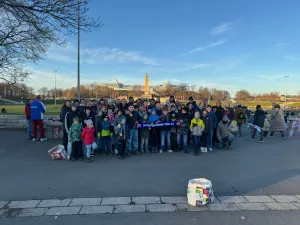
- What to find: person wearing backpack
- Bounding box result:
[235,105,247,137]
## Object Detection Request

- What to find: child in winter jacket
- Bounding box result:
[68,117,83,161]
[200,108,212,153]
[115,117,129,159]
[169,105,179,151]
[148,108,160,152]
[190,111,205,156]
[177,107,190,153]
[81,119,97,163]
[139,113,150,153]
[101,116,113,155]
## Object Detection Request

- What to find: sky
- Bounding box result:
[26,0,300,96]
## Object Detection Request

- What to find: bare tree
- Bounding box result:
[0,0,102,83]
[37,87,48,97]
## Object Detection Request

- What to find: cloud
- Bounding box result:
[181,40,227,56]
[210,22,232,35]
[258,75,286,80]
[46,44,159,66]
[284,56,299,61]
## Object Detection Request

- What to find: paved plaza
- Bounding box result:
[0,129,299,224]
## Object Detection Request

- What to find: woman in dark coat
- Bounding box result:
[60,100,71,150]
[251,105,265,142]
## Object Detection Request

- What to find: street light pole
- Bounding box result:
[54,70,57,107]
[77,0,81,100]
[284,76,289,103]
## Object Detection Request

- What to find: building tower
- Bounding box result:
[144,73,149,95]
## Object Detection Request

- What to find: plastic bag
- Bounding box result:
[48,144,67,160]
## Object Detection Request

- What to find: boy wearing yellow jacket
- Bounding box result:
[190,111,205,156]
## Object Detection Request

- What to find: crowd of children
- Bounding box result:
[51,96,287,162]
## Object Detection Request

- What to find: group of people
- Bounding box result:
[24,95,288,162]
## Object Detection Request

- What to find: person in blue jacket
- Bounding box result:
[206,105,217,151]
[30,95,47,141]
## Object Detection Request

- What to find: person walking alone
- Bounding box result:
[30,95,47,141]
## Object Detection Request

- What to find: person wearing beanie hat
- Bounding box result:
[190,111,205,156]
[81,119,97,163]
[30,94,47,141]
[251,104,265,143]
[99,115,113,155]
[270,103,286,139]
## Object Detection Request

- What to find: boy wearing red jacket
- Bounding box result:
[81,119,97,163]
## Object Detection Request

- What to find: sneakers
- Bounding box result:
[281,136,286,140]
[126,152,131,156]
[167,149,173,153]
[40,138,47,142]
[250,137,255,141]
[32,138,37,142]
[259,140,264,143]
[66,156,70,161]
[208,148,213,152]
[114,149,118,155]
[204,148,208,153]
[90,153,95,157]
[133,151,140,155]
[159,150,163,154]
[200,147,205,153]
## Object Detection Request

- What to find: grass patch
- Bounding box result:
[0,104,61,115]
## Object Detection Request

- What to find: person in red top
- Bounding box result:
[24,99,33,140]
[81,119,97,163]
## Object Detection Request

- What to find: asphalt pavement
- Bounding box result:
[1,211,300,225]
[0,129,299,201]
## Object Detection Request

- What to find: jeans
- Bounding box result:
[208,131,214,148]
[140,137,149,152]
[193,136,201,154]
[27,119,32,138]
[85,142,97,158]
[252,129,263,141]
[67,142,72,158]
[238,123,243,137]
[114,134,119,150]
[160,130,171,150]
[127,129,139,151]
[32,120,45,139]
[102,136,111,151]
[217,135,234,149]
[177,133,188,152]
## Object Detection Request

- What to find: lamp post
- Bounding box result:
[284,76,289,103]
[54,70,57,107]
[77,0,81,100]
